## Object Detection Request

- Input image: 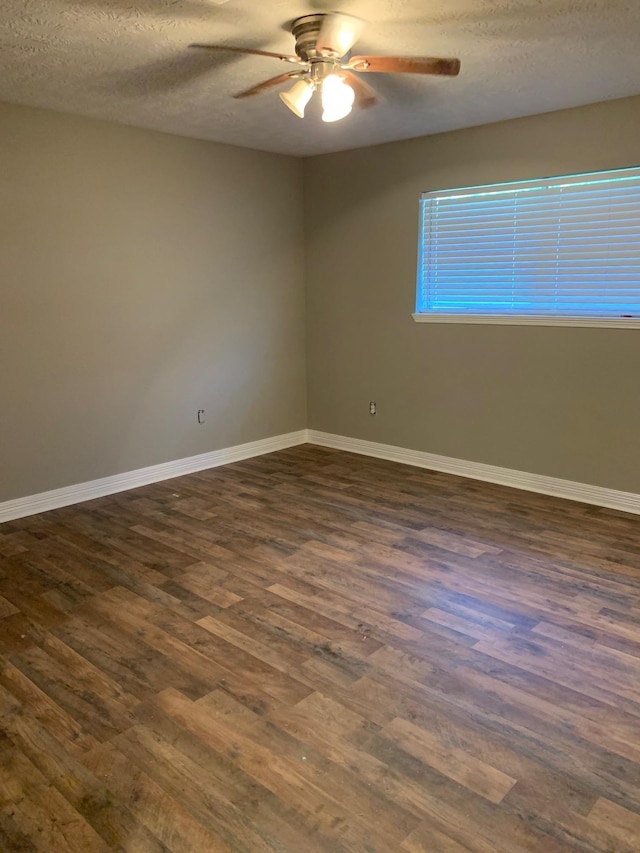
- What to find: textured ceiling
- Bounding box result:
[2,0,640,156]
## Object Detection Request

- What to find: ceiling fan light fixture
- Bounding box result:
[321,74,355,123]
[316,13,365,57]
[196,12,461,125]
[279,78,314,117]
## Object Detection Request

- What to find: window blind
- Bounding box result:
[416,167,640,318]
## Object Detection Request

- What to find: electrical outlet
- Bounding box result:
[197,409,205,424]
[369,402,377,415]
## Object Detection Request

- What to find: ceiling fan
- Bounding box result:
[190,12,461,123]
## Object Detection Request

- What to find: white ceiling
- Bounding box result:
[2,0,639,157]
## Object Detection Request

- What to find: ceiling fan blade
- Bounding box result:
[316,13,365,57]
[234,71,303,99]
[190,44,302,65]
[342,71,379,110]
[348,55,461,76]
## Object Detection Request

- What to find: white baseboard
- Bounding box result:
[0,430,308,524]
[3,427,639,523]
[307,430,640,516]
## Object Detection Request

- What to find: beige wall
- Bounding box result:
[304,96,640,492]
[3,96,640,504]
[0,102,306,501]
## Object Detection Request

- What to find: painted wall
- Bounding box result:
[0,102,306,501]
[304,96,640,492]
[3,95,640,503]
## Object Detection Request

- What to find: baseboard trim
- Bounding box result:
[0,430,308,524]
[3,427,639,523]
[307,430,640,516]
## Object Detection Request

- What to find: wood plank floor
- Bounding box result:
[1,445,640,852]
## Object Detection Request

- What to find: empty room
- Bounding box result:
[1,1,640,850]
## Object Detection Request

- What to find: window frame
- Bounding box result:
[413,166,640,329]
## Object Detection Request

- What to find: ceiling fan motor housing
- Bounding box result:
[290,14,332,62]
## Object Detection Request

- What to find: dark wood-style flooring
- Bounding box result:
[1,445,640,851]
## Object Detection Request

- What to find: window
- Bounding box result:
[414,166,640,327]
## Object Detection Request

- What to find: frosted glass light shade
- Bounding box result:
[321,74,355,123]
[316,14,365,58]
[279,80,313,118]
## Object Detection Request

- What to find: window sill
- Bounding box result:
[412,313,640,329]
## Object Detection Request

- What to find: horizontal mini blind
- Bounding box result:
[416,167,640,318]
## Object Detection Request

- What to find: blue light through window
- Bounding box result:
[415,167,640,320]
